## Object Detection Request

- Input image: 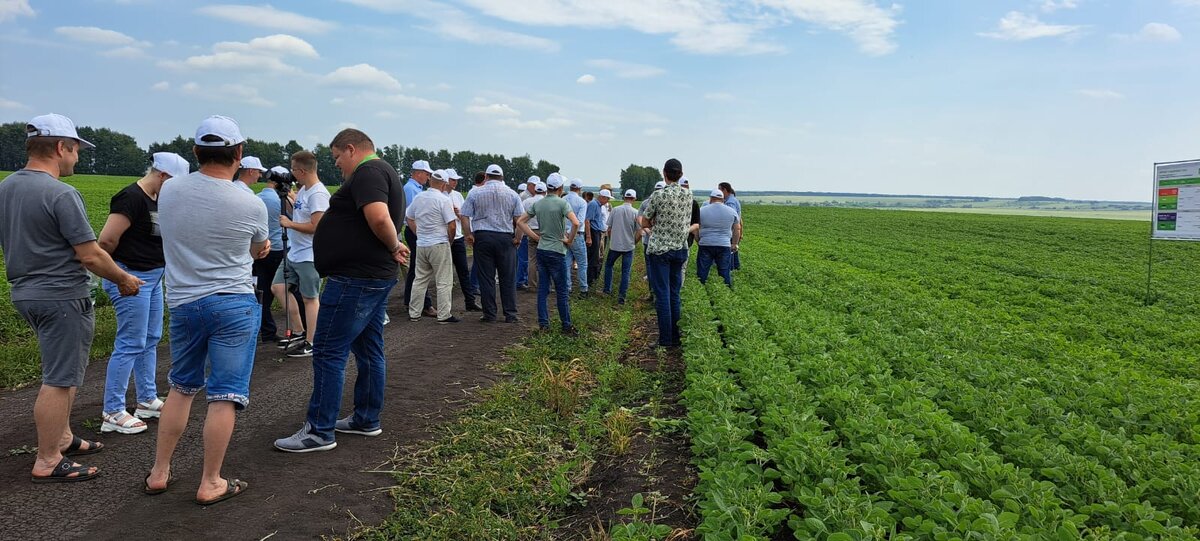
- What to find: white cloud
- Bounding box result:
[0,0,34,22]
[576,74,596,84]
[196,4,336,34]
[704,92,736,101]
[372,93,451,111]
[214,34,319,58]
[457,0,899,56]
[339,0,559,52]
[1077,89,1124,99]
[1132,22,1182,42]
[54,26,149,47]
[323,63,402,91]
[101,46,149,59]
[1041,0,1081,12]
[466,101,521,117]
[180,81,275,107]
[587,59,665,79]
[979,11,1084,41]
[163,34,316,74]
[643,127,666,137]
[0,96,29,110]
[150,81,170,91]
[331,97,345,104]
[497,117,574,130]
[734,126,776,137]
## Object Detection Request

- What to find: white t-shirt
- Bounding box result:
[448,189,466,240]
[405,189,457,247]
[287,182,330,263]
[522,194,544,229]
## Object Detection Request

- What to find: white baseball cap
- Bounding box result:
[624,189,636,198]
[654,181,666,190]
[710,188,725,198]
[486,164,504,176]
[270,165,290,176]
[527,175,540,184]
[152,152,190,178]
[570,178,583,189]
[431,169,447,182]
[240,156,267,172]
[445,168,462,180]
[535,182,547,193]
[546,174,564,189]
[194,115,245,147]
[411,160,434,174]
[26,113,95,149]
[598,189,612,198]
[680,177,690,187]
[517,182,527,192]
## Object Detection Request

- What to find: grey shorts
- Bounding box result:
[273,259,322,299]
[14,298,95,388]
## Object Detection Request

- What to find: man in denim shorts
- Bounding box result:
[144,115,270,505]
[0,114,144,483]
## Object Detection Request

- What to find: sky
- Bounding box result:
[0,0,1197,201]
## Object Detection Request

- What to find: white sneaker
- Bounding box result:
[102,411,148,434]
[135,397,165,419]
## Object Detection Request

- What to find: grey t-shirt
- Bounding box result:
[0,170,96,301]
[607,203,640,253]
[699,202,739,247]
[158,172,268,308]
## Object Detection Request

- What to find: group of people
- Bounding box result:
[0,112,745,505]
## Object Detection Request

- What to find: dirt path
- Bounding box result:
[0,287,536,540]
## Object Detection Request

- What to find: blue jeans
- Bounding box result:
[536,250,572,329]
[647,249,687,347]
[563,234,588,293]
[168,293,260,409]
[603,250,634,302]
[697,245,732,287]
[102,265,164,414]
[306,275,395,440]
[516,237,529,286]
[732,250,741,270]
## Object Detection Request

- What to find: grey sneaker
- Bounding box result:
[334,415,382,437]
[273,423,337,453]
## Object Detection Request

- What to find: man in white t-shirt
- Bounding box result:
[271,150,330,357]
[407,170,459,322]
[442,169,479,311]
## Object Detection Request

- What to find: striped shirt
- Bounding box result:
[461,180,523,233]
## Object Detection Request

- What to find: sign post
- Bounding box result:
[1148,159,1200,303]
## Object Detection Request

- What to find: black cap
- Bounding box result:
[664,158,682,174]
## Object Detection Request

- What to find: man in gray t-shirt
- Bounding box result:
[697,190,742,287]
[602,190,642,304]
[0,113,142,484]
[145,115,269,504]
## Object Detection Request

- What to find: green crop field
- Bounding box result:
[681,206,1200,539]
[735,194,1150,221]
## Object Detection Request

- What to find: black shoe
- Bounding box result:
[262,333,283,344]
[286,341,314,357]
[277,334,304,349]
[438,316,461,324]
[561,326,579,336]
[517,284,529,291]
[465,303,481,312]
[576,290,590,299]
[479,315,497,323]
[617,299,625,305]
[505,316,520,324]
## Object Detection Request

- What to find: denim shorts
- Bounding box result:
[167,293,260,409]
[14,298,94,388]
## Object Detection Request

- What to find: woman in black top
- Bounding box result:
[95,152,189,434]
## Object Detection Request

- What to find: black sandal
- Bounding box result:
[195,478,248,506]
[31,457,100,483]
[62,435,104,456]
[144,469,174,495]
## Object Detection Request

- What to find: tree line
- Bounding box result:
[0,121,561,189]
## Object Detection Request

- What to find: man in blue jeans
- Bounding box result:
[274,128,409,453]
[562,177,590,296]
[148,115,269,504]
[604,189,640,304]
[517,174,580,333]
[697,189,742,287]
[639,159,696,348]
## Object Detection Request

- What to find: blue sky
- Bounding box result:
[1,0,1196,201]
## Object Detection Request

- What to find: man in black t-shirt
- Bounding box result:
[274,128,410,453]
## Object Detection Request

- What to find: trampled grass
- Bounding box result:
[683,206,1200,539]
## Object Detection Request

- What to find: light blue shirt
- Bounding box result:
[725,193,742,217]
[461,180,524,233]
[258,188,283,251]
[564,191,588,231]
[698,202,739,247]
[586,199,604,232]
[404,178,425,220]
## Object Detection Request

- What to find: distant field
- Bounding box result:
[890,207,1150,221]
[736,194,1150,220]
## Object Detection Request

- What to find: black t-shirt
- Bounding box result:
[313,159,405,279]
[110,182,164,270]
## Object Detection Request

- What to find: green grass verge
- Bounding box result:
[350,253,687,540]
